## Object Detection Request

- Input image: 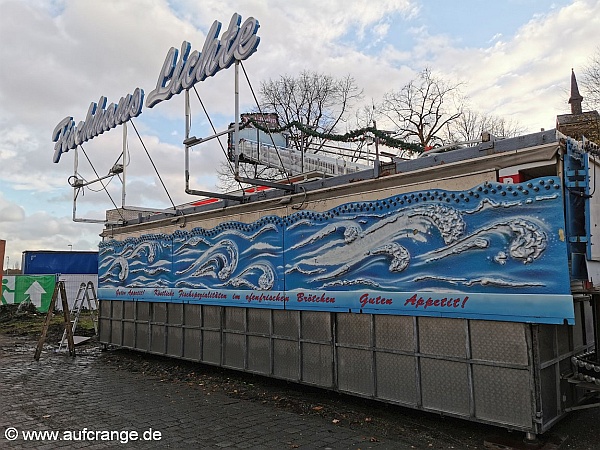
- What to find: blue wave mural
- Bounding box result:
[98,177,574,323]
[284,179,568,294]
[171,218,283,291]
[99,234,172,288]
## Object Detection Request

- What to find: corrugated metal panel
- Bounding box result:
[473,365,532,427]
[374,315,414,351]
[337,347,373,395]
[419,317,466,358]
[421,359,469,415]
[337,313,370,346]
[471,321,528,365]
[273,339,299,380]
[301,343,333,386]
[247,336,271,374]
[375,352,417,405]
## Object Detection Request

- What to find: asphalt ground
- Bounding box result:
[0,333,598,449]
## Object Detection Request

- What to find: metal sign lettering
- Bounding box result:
[51,89,144,163]
[146,13,260,108]
[50,12,259,162]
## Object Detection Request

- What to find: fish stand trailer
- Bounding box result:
[97,128,600,438]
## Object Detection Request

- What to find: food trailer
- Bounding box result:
[49,11,598,439]
[96,128,599,437]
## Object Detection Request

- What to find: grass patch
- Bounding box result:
[0,304,97,339]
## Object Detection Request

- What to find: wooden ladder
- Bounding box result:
[34,280,74,360]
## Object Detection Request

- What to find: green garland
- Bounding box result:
[244,119,424,153]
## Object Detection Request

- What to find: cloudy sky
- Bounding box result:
[0,0,598,270]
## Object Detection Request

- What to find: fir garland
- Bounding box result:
[243,119,424,153]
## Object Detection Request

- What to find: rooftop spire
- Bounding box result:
[569,68,584,115]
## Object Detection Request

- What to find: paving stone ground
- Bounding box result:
[1,333,599,449]
[0,334,411,449]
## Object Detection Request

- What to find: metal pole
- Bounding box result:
[593,294,600,363]
[122,122,127,207]
[374,120,380,178]
[185,89,191,140]
[234,61,240,178]
[184,89,191,191]
[72,147,78,221]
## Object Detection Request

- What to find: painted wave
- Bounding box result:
[99,177,570,295]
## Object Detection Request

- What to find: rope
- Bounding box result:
[79,145,125,220]
[191,85,245,192]
[130,120,177,210]
[240,61,292,185]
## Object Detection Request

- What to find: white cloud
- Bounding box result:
[425,0,599,130]
[0,191,102,268]
[1,0,598,266]
[0,197,25,223]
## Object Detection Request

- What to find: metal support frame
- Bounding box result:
[71,123,182,223]
[71,147,110,224]
[121,122,127,207]
[595,294,600,364]
[183,89,245,202]
[184,61,297,200]
[71,124,129,224]
[234,175,296,192]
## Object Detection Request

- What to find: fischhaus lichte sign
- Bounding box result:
[146,13,260,108]
[51,13,260,163]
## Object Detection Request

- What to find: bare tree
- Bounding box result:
[380,68,464,150]
[216,160,283,193]
[216,71,363,192]
[347,103,379,162]
[444,109,525,145]
[581,46,600,111]
[259,71,363,154]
